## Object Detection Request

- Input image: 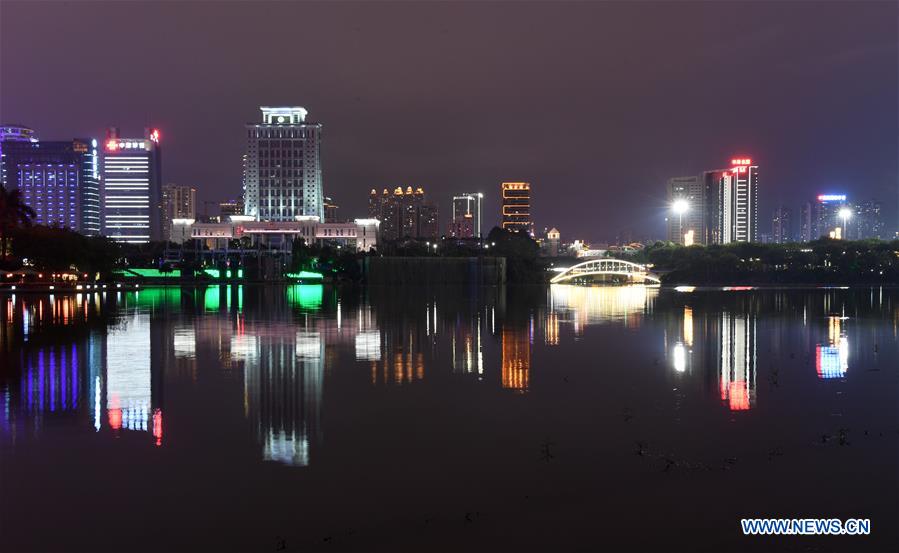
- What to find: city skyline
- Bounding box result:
[1,2,895,242]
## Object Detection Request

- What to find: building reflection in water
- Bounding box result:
[664,302,757,412]
[717,311,756,411]
[451,309,484,376]
[670,306,694,373]
[816,316,848,379]
[107,312,153,434]
[233,286,325,467]
[0,294,164,445]
[501,326,530,392]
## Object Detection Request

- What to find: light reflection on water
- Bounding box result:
[1,285,897,449]
[1,284,897,551]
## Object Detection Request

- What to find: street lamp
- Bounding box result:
[838,207,852,239]
[672,199,689,244]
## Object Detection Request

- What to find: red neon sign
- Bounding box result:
[106,139,118,151]
[730,158,752,166]
[149,129,160,143]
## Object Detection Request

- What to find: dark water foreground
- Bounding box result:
[0,285,896,553]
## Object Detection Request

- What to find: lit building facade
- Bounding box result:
[102,128,162,243]
[219,199,244,221]
[0,124,39,187]
[771,205,792,243]
[368,186,439,240]
[716,158,759,244]
[812,194,848,239]
[161,183,196,242]
[243,106,323,222]
[450,192,483,238]
[324,196,339,223]
[854,199,884,239]
[666,175,705,245]
[501,182,531,234]
[1,136,102,235]
[184,217,379,252]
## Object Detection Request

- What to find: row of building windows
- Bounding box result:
[247,128,319,139]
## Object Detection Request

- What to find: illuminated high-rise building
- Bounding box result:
[0,124,39,187]
[243,106,323,222]
[368,186,438,240]
[161,184,196,241]
[323,196,339,223]
[666,175,706,244]
[812,194,848,239]
[855,199,884,239]
[1,134,102,235]
[715,158,759,244]
[450,192,483,238]
[102,127,162,243]
[501,182,531,234]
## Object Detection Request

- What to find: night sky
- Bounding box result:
[1,1,896,242]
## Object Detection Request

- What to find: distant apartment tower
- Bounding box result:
[812,194,848,239]
[716,158,759,243]
[102,128,162,243]
[501,182,531,234]
[161,183,196,241]
[449,192,483,238]
[324,196,339,223]
[1,131,102,235]
[855,199,884,239]
[771,205,792,243]
[368,186,439,240]
[666,175,706,245]
[244,107,323,222]
[799,202,813,242]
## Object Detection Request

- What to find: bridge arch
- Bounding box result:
[550,258,661,285]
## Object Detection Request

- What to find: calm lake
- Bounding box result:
[1,285,897,552]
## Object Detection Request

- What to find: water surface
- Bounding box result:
[1,285,897,552]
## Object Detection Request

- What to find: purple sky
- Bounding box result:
[1,1,896,241]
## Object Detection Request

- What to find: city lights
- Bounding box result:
[672,199,689,214]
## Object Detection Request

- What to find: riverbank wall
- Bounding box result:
[362,256,506,285]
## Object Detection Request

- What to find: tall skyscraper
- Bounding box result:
[102,127,162,243]
[1,134,101,235]
[812,194,848,240]
[668,163,756,246]
[771,205,792,243]
[243,106,323,222]
[666,175,705,244]
[161,183,196,241]
[799,202,812,242]
[0,124,39,187]
[855,199,884,239]
[716,158,759,244]
[368,186,438,240]
[501,182,531,234]
[450,192,483,238]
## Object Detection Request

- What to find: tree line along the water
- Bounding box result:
[634,239,899,285]
[2,184,897,285]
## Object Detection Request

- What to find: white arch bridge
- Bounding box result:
[550,258,661,285]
